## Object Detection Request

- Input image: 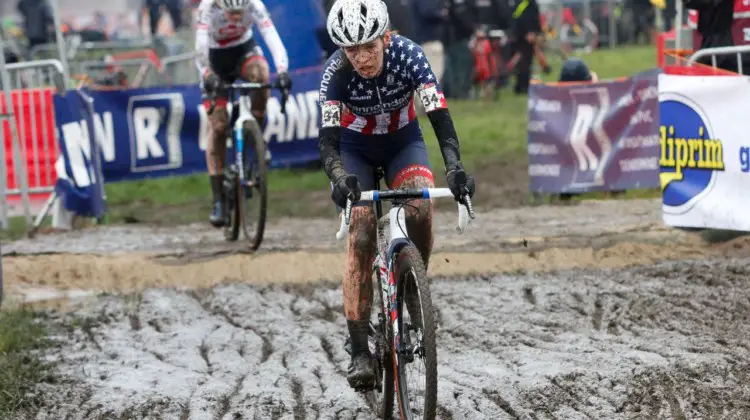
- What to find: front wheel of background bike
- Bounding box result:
[239,119,268,251]
[223,167,240,242]
[393,244,437,419]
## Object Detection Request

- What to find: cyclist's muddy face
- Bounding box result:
[343,35,389,79]
[224,10,244,24]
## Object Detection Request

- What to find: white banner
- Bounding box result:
[659,74,750,231]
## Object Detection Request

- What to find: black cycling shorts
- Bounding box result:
[202,38,265,105]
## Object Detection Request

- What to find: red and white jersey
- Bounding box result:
[195,0,289,75]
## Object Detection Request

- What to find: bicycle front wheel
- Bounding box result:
[364,266,396,418]
[239,119,268,251]
[393,244,437,419]
[223,167,240,242]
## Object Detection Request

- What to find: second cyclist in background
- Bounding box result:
[195,0,292,227]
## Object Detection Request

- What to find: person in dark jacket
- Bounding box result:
[410,0,449,84]
[442,0,478,99]
[144,0,183,36]
[316,0,339,60]
[16,0,54,51]
[684,0,737,72]
[384,0,414,38]
[508,0,541,95]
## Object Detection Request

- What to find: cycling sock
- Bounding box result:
[347,319,370,357]
[210,175,224,202]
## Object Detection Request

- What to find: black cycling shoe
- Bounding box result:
[209,200,225,227]
[347,352,377,390]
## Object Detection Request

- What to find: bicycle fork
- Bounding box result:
[376,252,410,367]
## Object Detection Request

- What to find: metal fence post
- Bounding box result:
[0,37,8,228]
[0,32,32,228]
[49,0,71,87]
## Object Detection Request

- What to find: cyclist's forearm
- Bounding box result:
[319,127,347,181]
[427,108,462,169]
[195,28,210,76]
[258,24,289,73]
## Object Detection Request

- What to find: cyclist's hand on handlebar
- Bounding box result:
[332,174,361,209]
[277,71,292,90]
[446,163,476,204]
[203,71,221,95]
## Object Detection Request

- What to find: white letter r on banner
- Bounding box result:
[133,107,166,159]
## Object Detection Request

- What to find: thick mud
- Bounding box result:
[7,197,750,419]
[0,199,723,304]
[3,198,669,257]
[22,258,750,420]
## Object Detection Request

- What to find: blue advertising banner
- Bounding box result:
[53,90,107,218]
[527,68,662,194]
[260,0,327,72]
[54,66,322,184]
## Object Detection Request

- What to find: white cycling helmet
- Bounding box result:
[326,0,390,47]
[216,0,251,11]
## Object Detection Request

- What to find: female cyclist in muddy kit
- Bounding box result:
[318,0,476,389]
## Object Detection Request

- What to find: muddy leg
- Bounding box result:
[240,57,270,124]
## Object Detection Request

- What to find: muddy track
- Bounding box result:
[5,198,669,257]
[5,198,739,305]
[23,257,750,420]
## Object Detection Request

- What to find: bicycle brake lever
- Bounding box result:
[464,195,476,219]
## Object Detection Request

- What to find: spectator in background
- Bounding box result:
[684,0,736,72]
[144,0,183,36]
[384,0,414,38]
[16,0,54,51]
[469,25,496,100]
[443,0,477,99]
[631,0,656,44]
[559,57,597,83]
[508,0,542,95]
[474,0,510,89]
[410,0,448,85]
[316,0,339,60]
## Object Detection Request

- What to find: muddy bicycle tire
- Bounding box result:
[393,244,437,419]
[238,119,267,251]
[223,169,241,242]
[365,271,396,418]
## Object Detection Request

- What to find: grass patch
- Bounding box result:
[0,217,34,242]
[88,45,660,225]
[0,307,51,418]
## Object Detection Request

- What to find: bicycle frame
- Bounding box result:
[210,81,288,190]
[335,188,473,356]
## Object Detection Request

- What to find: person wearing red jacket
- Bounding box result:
[470,27,497,100]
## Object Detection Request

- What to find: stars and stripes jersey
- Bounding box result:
[318,35,448,135]
[194,0,288,76]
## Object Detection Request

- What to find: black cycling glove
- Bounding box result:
[203,72,221,95]
[277,72,292,90]
[332,174,361,209]
[446,163,476,203]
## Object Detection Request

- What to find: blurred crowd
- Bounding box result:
[1,0,741,92]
